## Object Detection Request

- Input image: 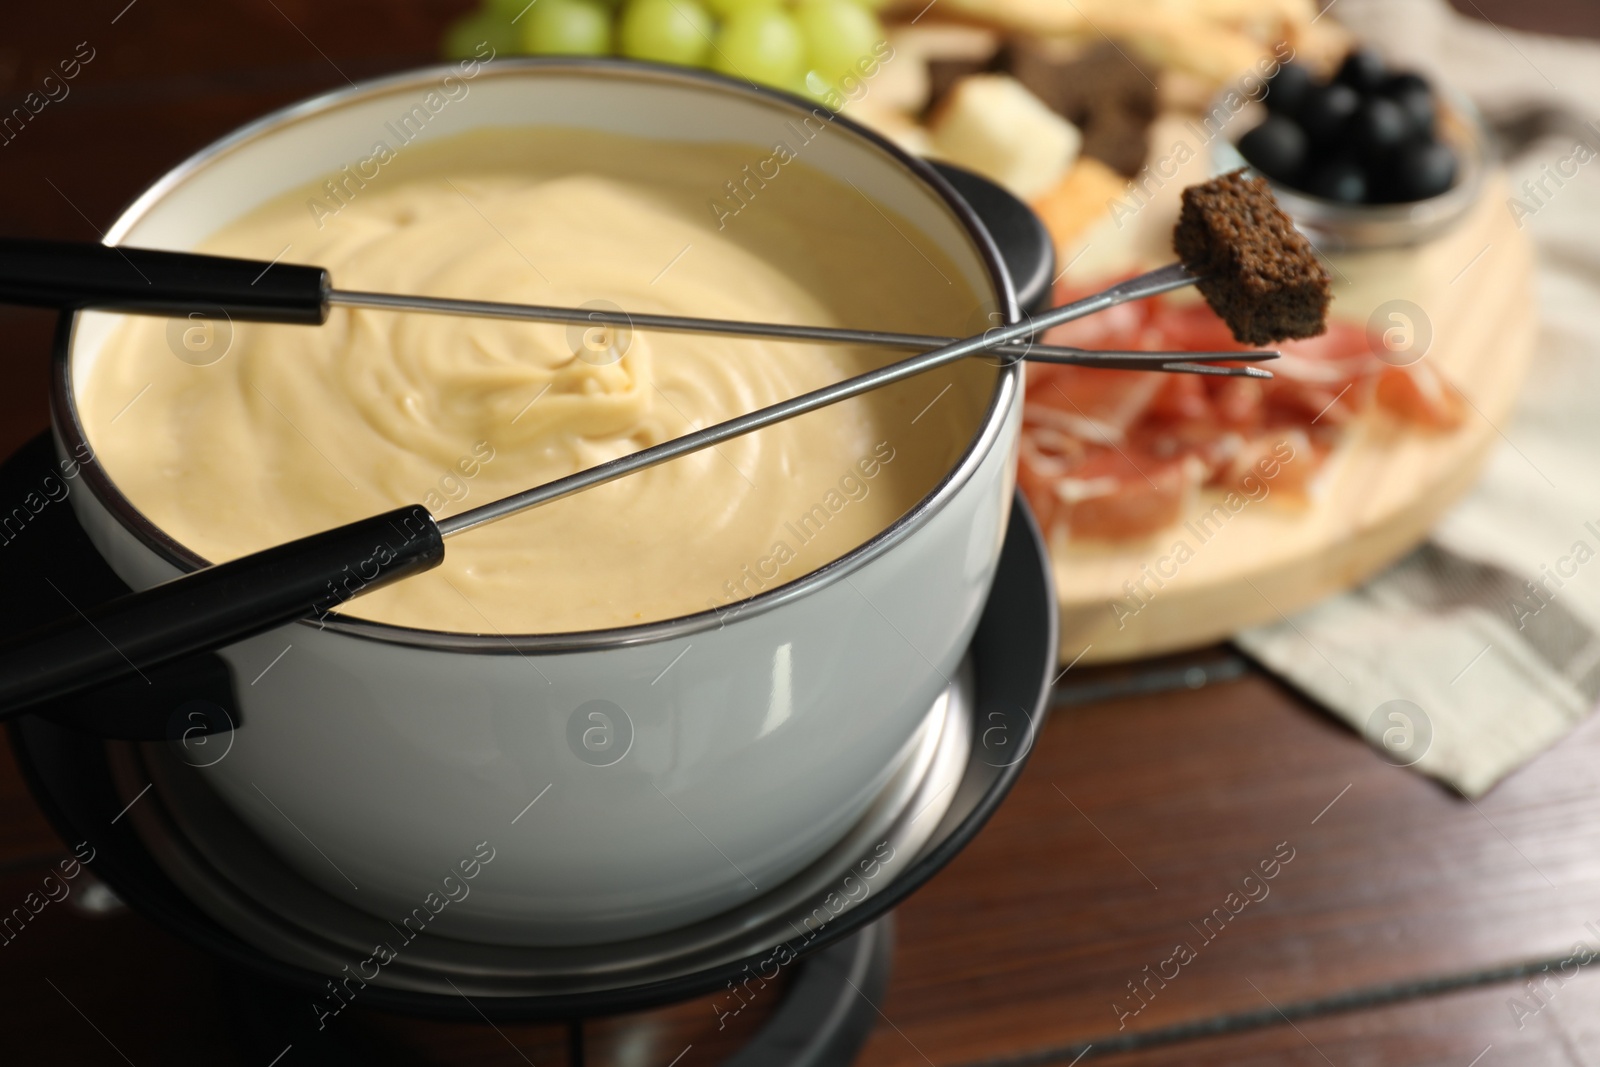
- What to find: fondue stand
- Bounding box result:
[2,166,1059,1064]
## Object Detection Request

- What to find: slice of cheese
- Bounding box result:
[928,74,1081,202]
[1030,156,1130,255]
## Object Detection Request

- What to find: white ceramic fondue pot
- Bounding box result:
[51,59,1023,946]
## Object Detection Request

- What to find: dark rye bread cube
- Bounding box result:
[1001,39,1157,178]
[925,56,995,117]
[1080,118,1150,179]
[1003,39,1157,125]
[1173,170,1330,345]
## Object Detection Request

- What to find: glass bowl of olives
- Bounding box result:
[1213,48,1486,251]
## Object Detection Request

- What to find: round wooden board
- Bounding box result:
[1052,171,1538,664]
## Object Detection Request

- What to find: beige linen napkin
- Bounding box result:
[1235,0,1600,796]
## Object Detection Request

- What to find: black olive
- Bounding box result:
[1389,139,1458,200]
[1297,83,1361,145]
[1238,115,1309,182]
[1351,97,1410,161]
[1363,156,1408,204]
[1335,48,1387,93]
[1304,157,1368,203]
[1265,61,1313,116]
[1380,72,1436,138]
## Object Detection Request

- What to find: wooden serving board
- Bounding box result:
[1052,171,1538,663]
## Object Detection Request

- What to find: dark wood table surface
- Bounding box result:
[3,2,1598,1064]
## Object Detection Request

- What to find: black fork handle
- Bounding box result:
[0,237,331,324]
[0,505,443,718]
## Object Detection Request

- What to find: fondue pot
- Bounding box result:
[47,60,1025,945]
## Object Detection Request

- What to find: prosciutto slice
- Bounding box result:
[1019,276,1464,541]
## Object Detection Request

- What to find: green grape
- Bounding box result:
[792,69,836,106]
[442,11,520,59]
[711,8,805,87]
[702,0,782,19]
[794,0,884,83]
[490,0,623,16]
[619,0,713,66]
[519,0,614,55]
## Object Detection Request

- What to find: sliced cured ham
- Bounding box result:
[1374,361,1466,429]
[1019,441,1202,541]
[1020,276,1464,542]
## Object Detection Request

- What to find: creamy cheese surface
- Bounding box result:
[82,128,995,633]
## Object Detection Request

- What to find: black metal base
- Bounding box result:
[216,919,894,1067]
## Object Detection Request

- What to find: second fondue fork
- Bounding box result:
[0,238,1275,379]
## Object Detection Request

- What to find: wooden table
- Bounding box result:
[3,3,1598,1063]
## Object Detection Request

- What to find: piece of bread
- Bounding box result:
[889,23,1004,117]
[891,0,1328,90]
[1172,169,1330,344]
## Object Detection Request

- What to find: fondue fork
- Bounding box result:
[330,289,1275,376]
[0,262,1240,717]
[0,238,1275,379]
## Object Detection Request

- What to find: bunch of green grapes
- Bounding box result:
[443,0,889,106]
